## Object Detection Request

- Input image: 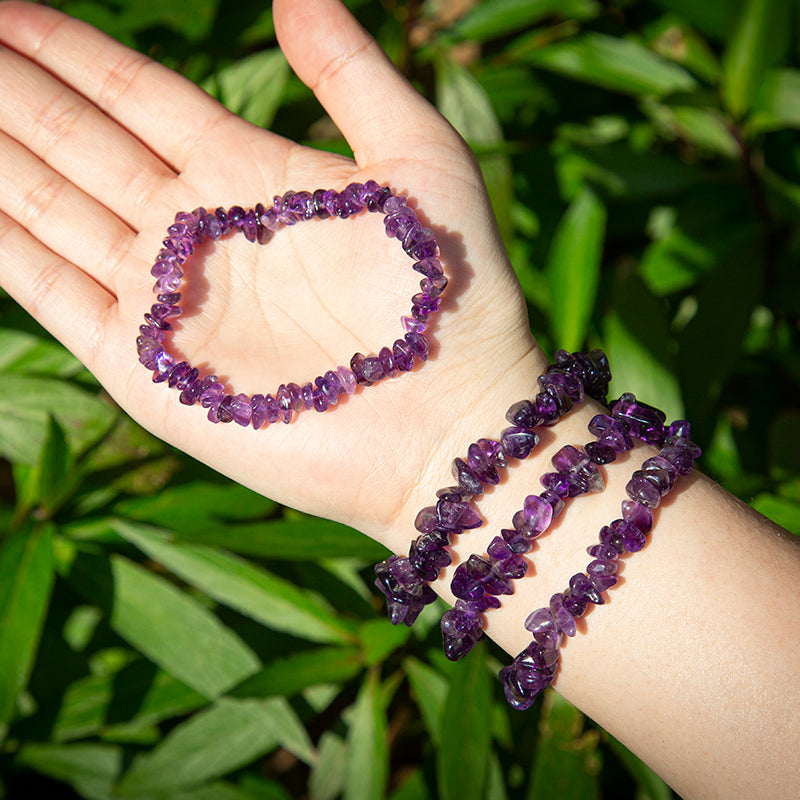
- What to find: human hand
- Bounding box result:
[0,0,543,548]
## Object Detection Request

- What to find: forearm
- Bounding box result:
[387,347,800,800]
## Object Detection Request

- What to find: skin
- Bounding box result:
[0,1,798,797]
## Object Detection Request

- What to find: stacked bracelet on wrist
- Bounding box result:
[373,349,611,627]
[374,348,700,711]
[136,181,445,425]
[500,408,700,710]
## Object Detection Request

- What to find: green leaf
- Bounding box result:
[113,520,355,644]
[115,480,277,532]
[452,0,599,41]
[526,693,600,800]
[0,375,115,464]
[546,187,606,351]
[0,328,82,377]
[205,49,289,129]
[53,662,207,742]
[171,517,389,561]
[437,649,493,800]
[751,494,800,534]
[116,697,313,796]
[310,732,347,800]
[231,646,363,699]
[16,743,122,800]
[0,524,54,727]
[652,0,744,40]
[436,54,515,244]
[722,0,787,118]
[102,554,260,699]
[646,15,721,84]
[343,669,388,800]
[358,618,411,666]
[520,33,697,97]
[753,69,800,130]
[404,656,448,745]
[605,735,672,800]
[664,106,739,158]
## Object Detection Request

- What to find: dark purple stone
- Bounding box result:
[409,533,451,581]
[501,527,533,554]
[535,391,560,425]
[452,458,483,496]
[610,518,647,553]
[227,205,245,230]
[216,395,235,423]
[378,347,398,379]
[436,498,482,530]
[361,356,384,384]
[167,361,190,388]
[540,472,570,497]
[350,353,371,386]
[621,499,653,533]
[626,472,662,508]
[561,587,588,618]
[227,393,250,426]
[441,604,483,661]
[540,490,566,518]
[199,379,223,408]
[500,427,539,460]
[523,494,553,533]
[451,562,484,601]
[550,593,576,637]
[538,371,584,404]
[588,414,634,453]
[392,339,415,372]
[569,572,604,605]
[584,441,617,464]
[413,257,444,279]
[312,387,329,413]
[505,399,542,429]
[487,536,527,579]
[524,607,561,649]
[668,419,692,440]
[611,393,667,446]
[374,556,437,626]
[598,524,625,554]
[414,506,438,533]
[404,332,429,361]
[467,442,500,485]
[251,394,268,429]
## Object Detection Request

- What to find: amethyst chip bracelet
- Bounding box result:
[136,182,445,426]
[441,406,637,661]
[500,402,701,711]
[373,349,611,628]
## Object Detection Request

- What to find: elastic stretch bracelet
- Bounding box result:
[136,182,445,426]
[441,409,638,661]
[373,349,611,627]
[500,402,701,711]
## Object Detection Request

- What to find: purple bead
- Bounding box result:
[467,442,500,486]
[378,347,397,379]
[420,275,448,296]
[540,472,570,497]
[315,375,338,407]
[312,386,329,413]
[216,395,235,423]
[300,383,314,411]
[584,441,617,464]
[610,518,647,553]
[505,399,542,429]
[387,555,424,592]
[374,556,437,626]
[598,525,625,555]
[215,207,231,235]
[611,393,667,446]
[441,605,483,661]
[251,394,268,429]
[660,438,702,475]
[588,414,634,453]
[569,572,604,605]
[276,384,298,422]
[413,257,444,279]
[500,427,539,460]
[501,528,533,555]
[414,506,438,533]
[622,500,653,533]
[227,205,244,230]
[487,536,527,580]
[549,593,576,637]
[350,353,371,386]
[626,472,662,508]
[561,588,588,618]
[436,498,482,531]
[540,490,566,518]
[404,332,429,361]
[409,533,451,581]
[336,366,357,395]
[361,356,384,384]
[230,393,252,426]
[551,444,604,495]
[199,379,223,408]
[538,371,584,404]
[588,542,621,561]
[524,607,561,649]
[588,570,618,593]
[392,339,416,372]
[523,494,554,533]
[500,643,558,710]
[668,419,692,440]
[167,361,190,388]
[452,458,483,496]
[535,391,560,425]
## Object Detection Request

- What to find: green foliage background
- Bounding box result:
[1,0,799,797]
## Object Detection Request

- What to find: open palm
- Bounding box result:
[0,0,539,547]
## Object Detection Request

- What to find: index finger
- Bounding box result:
[0,1,262,172]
